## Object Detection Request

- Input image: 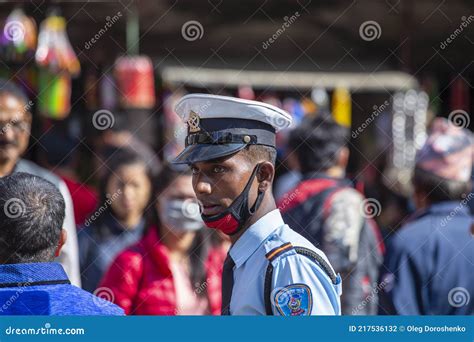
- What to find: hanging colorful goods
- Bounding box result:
[114,56,156,109]
[37,69,71,120]
[35,15,80,76]
[0,8,37,63]
[35,14,79,119]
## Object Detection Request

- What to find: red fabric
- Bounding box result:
[204,213,239,235]
[99,226,226,315]
[280,178,386,256]
[322,186,348,219]
[277,178,338,213]
[368,217,386,255]
[60,176,98,226]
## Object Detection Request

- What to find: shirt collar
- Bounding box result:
[230,209,284,268]
[410,200,471,221]
[428,201,470,214]
[0,262,69,287]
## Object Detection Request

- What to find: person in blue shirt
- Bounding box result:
[172,94,342,315]
[0,172,124,315]
[380,118,474,315]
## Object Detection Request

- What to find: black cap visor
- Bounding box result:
[172,143,248,165]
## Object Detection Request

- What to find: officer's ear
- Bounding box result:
[54,229,67,258]
[256,161,274,192]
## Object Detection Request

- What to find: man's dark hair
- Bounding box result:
[0,78,29,106]
[413,167,471,204]
[289,116,349,174]
[0,172,65,264]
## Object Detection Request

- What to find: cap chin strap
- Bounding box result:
[201,164,265,235]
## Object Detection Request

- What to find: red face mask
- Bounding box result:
[201,164,264,235]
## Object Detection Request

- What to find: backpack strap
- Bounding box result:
[264,243,338,315]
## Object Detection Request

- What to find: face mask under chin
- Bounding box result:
[201,164,265,236]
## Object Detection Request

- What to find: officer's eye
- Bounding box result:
[190,166,199,175]
[212,165,226,173]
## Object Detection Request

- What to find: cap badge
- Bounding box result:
[187,110,201,133]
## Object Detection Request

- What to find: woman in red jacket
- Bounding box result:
[99,164,228,315]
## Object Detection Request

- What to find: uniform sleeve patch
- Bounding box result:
[273,284,312,316]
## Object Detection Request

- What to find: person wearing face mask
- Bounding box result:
[171,94,342,316]
[78,148,153,292]
[99,163,228,315]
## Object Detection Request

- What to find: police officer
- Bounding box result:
[172,94,342,315]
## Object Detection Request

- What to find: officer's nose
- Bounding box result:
[195,179,212,195]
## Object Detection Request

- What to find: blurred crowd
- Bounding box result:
[0,78,472,316]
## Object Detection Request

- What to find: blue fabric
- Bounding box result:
[0,262,68,284]
[382,201,474,315]
[0,262,124,316]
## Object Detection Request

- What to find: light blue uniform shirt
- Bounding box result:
[229,209,342,315]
